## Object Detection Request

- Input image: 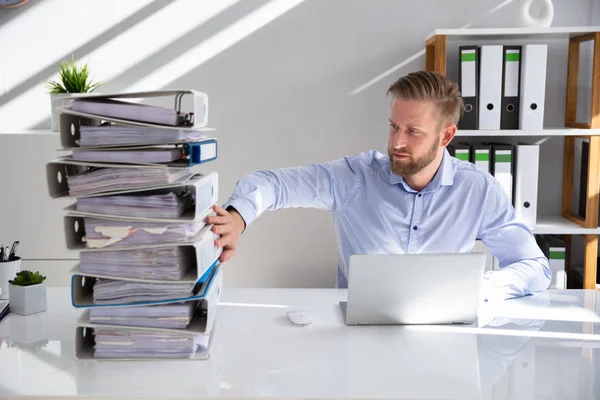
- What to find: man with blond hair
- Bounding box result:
[207,70,551,302]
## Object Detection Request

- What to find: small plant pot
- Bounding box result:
[50,93,73,132]
[8,282,47,316]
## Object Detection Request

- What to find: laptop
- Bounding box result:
[340,253,486,325]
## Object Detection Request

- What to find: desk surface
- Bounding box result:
[0,288,599,399]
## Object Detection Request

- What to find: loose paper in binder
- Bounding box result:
[76,225,221,282]
[64,172,218,221]
[64,214,215,250]
[59,90,209,129]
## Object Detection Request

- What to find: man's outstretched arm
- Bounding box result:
[208,155,363,262]
[222,156,361,229]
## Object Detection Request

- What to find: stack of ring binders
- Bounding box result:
[45,90,223,360]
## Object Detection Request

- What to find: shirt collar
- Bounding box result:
[389,148,454,193]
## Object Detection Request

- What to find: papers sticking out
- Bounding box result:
[80,246,194,281]
[83,217,205,248]
[76,190,193,219]
[93,328,209,359]
[77,125,209,147]
[89,303,196,329]
[92,279,194,305]
[66,167,192,197]
[72,147,185,164]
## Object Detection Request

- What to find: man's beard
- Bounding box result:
[389,139,439,176]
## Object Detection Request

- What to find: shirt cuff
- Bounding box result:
[222,198,257,232]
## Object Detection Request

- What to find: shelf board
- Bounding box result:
[455,128,600,137]
[426,26,600,41]
[531,216,600,235]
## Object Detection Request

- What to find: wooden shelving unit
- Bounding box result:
[425,26,600,290]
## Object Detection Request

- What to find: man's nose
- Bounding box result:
[392,130,408,149]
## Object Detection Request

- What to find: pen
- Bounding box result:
[9,241,19,261]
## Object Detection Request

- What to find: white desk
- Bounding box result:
[0,288,599,399]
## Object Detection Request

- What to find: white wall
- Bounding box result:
[0,0,597,287]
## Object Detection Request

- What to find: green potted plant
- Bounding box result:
[45,56,102,132]
[8,270,47,315]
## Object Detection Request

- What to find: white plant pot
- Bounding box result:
[0,257,21,300]
[50,93,74,132]
[8,282,47,316]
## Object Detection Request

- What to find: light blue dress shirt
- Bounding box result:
[224,148,551,302]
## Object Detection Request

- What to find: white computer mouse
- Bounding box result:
[286,310,313,326]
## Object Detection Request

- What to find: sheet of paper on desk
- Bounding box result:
[72,147,184,164]
[81,246,192,280]
[67,167,192,197]
[90,303,195,329]
[83,218,204,248]
[76,191,193,219]
[93,328,209,359]
[92,279,194,305]
[78,125,209,147]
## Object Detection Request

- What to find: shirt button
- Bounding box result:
[418,193,422,197]
[413,226,418,230]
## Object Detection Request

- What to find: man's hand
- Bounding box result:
[206,205,245,263]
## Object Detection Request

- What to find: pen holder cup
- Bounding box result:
[0,257,21,300]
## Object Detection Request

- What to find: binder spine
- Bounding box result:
[458,46,479,130]
[187,139,218,165]
[478,45,503,130]
[501,46,522,130]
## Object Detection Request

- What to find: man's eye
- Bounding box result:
[390,124,398,130]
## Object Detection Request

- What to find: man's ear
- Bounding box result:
[441,124,457,147]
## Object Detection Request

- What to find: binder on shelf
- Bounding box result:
[71,259,222,309]
[519,44,548,130]
[58,90,209,129]
[535,235,567,289]
[63,172,218,222]
[514,144,539,227]
[491,144,514,203]
[478,45,503,130]
[458,45,479,130]
[473,144,491,174]
[577,139,589,219]
[447,143,472,162]
[501,46,522,130]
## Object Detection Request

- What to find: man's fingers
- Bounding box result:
[219,249,236,262]
[206,214,230,225]
[212,204,229,216]
[215,233,236,249]
[211,222,232,235]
